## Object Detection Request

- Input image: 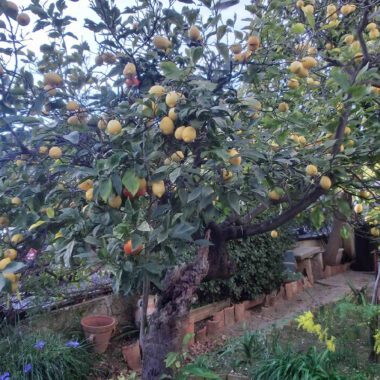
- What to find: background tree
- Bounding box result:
[0,0,380,378]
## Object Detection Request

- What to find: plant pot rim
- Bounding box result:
[81,314,116,329]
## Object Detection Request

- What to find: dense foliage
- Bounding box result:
[198,224,296,303]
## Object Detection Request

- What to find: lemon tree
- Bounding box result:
[0,0,380,377]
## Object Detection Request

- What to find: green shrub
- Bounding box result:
[198,227,296,303]
[0,326,93,380]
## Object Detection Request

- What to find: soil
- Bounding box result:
[92,270,376,379]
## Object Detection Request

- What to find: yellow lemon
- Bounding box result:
[11,197,21,206]
[182,126,197,143]
[0,258,12,271]
[306,164,318,176]
[320,176,332,190]
[247,35,260,52]
[171,151,184,162]
[222,169,233,181]
[49,146,62,159]
[270,230,278,238]
[165,91,179,108]
[289,61,303,74]
[268,190,281,201]
[85,188,94,202]
[66,101,80,111]
[288,78,299,89]
[278,102,289,112]
[174,126,185,140]
[354,204,363,213]
[228,149,241,165]
[152,181,166,198]
[149,85,165,97]
[301,56,317,69]
[39,146,48,154]
[123,63,137,77]
[108,195,122,209]
[43,72,63,86]
[189,25,201,40]
[78,179,93,191]
[97,119,107,130]
[11,234,24,245]
[106,119,122,135]
[159,117,175,135]
[153,36,171,50]
[4,249,17,260]
[0,216,9,227]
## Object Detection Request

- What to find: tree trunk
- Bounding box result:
[141,229,233,379]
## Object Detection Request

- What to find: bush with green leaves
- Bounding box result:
[0,327,93,380]
[198,227,295,303]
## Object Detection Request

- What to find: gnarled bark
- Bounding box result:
[141,231,214,380]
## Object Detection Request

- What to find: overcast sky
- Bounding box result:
[15,0,251,53]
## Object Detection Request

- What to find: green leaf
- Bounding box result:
[165,352,178,368]
[137,221,153,232]
[191,46,203,65]
[28,220,46,230]
[122,171,139,196]
[160,61,182,80]
[188,187,203,203]
[171,222,196,241]
[304,13,315,28]
[169,167,181,183]
[182,333,195,347]
[63,131,80,144]
[311,207,325,229]
[227,192,240,214]
[330,69,350,91]
[99,178,113,201]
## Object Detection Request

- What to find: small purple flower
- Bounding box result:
[23,364,32,374]
[34,340,46,350]
[65,340,80,348]
[0,372,10,380]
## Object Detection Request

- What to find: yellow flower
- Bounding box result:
[374,330,380,354]
[326,336,336,352]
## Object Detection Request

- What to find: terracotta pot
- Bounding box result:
[122,340,141,370]
[80,315,116,353]
[223,305,235,326]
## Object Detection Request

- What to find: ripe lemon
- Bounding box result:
[301,56,317,69]
[107,119,122,135]
[288,78,299,89]
[341,4,356,16]
[11,197,21,206]
[271,230,278,238]
[67,115,81,125]
[153,36,171,50]
[123,63,137,77]
[0,216,9,227]
[299,136,307,145]
[98,119,107,130]
[174,126,185,140]
[367,23,377,31]
[354,204,363,213]
[39,146,48,154]
[78,179,93,191]
[228,149,241,165]
[222,169,233,181]
[320,176,332,190]
[247,35,260,52]
[85,188,94,202]
[43,72,63,87]
[168,108,177,121]
[44,84,57,96]
[152,181,165,198]
[268,189,281,201]
[189,25,201,40]
[369,29,380,40]
[108,195,122,209]
[359,190,370,199]
[66,101,80,111]
[171,151,184,162]
[289,61,303,74]
[4,248,17,260]
[278,102,289,112]
[160,117,175,135]
[306,164,318,176]
[149,85,165,97]
[165,91,179,108]
[182,126,196,143]
[302,4,314,15]
[11,234,24,245]
[344,34,355,44]
[0,258,11,271]
[49,146,62,159]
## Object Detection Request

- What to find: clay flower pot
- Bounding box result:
[80,315,116,353]
[122,340,141,370]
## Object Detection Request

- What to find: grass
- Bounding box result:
[199,297,380,379]
[0,324,94,380]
